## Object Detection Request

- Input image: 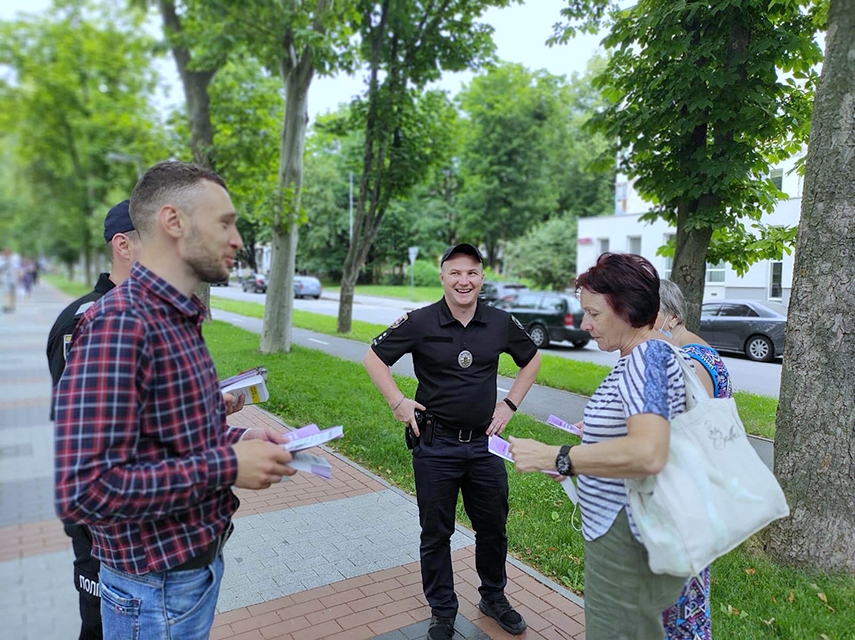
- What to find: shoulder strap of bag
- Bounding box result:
[654,340,711,409]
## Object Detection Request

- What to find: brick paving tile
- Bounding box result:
[0,518,71,560]
[248,596,296,617]
[359,577,404,597]
[230,630,265,640]
[259,616,311,638]
[387,582,424,601]
[541,592,583,616]
[290,619,343,640]
[539,627,578,640]
[367,611,420,636]
[370,565,408,581]
[349,592,394,613]
[332,575,375,592]
[214,608,252,628]
[377,595,425,617]
[541,608,585,637]
[322,587,370,607]
[514,574,554,598]
[231,611,282,635]
[335,607,387,631]
[306,604,355,626]
[511,589,553,614]
[324,625,375,640]
[290,584,337,604]
[273,599,328,621]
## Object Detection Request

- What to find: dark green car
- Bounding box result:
[505,291,590,349]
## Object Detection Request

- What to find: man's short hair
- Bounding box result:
[129,161,227,237]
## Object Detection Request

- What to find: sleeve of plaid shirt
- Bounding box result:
[55,312,240,525]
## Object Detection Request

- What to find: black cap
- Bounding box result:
[103,200,134,242]
[440,243,483,266]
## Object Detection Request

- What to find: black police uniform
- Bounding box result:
[46,272,115,640]
[371,297,537,619]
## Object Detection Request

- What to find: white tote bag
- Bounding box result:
[625,342,790,576]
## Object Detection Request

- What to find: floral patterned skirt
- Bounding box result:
[662,567,711,640]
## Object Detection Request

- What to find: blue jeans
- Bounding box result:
[99,556,224,640]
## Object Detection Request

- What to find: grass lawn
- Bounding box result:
[204,320,855,640]
[322,283,444,303]
[209,297,778,439]
[44,273,91,299]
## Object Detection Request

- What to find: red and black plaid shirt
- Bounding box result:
[55,263,245,574]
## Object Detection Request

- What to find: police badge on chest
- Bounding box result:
[458,349,473,368]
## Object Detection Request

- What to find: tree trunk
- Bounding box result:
[158,0,218,317]
[767,0,855,574]
[670,201,713,333]
[260,54,313,354]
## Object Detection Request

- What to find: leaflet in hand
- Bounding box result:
[287,424,320,441]
[288,452,332,479]
[546,414,583,437]
[282,425,344,452]
[488,435,557,476]
[220,367,269,404]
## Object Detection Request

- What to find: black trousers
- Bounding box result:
[412,426,509,618]
[64,523,103,640]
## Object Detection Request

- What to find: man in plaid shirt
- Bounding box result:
[55,162,296,639]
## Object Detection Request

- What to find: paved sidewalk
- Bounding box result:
[1,283,586,640]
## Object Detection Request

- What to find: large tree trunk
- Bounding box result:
[158,0,217,315]
[767,0,855,574]
[260,54,313,353]
[669,201,713,333]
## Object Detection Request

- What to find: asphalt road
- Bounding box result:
[211,284,783,399]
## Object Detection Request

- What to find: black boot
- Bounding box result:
[479,596,527,635]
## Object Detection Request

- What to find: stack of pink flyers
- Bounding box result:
[279,424,344,480]
[219,367,269,404]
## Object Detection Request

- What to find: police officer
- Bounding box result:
[46,200,138,639]
[364,243,541,640]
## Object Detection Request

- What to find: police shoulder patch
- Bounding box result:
[390,313,408,329]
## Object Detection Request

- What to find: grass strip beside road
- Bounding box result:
[322,284,445,303]
[204,321,855,640]
[209,297,777,438]
[44,273,91,299]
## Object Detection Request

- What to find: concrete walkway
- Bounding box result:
[1,283,586,640]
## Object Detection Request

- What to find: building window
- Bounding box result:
[615,182,628,214]
[598,238,610,255]
[627,236,641,254]
[770,261,783,299]
[706,261,725,284]
[770,168,784,191]
[663,234,675,280]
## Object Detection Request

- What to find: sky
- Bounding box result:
[0,0,606,123]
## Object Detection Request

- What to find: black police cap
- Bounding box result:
[103,200,134,242]
[440,243,483,266]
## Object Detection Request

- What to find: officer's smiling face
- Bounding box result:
[440,254,484,310]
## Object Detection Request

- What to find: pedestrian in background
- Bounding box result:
[55,162,297,639]
[364,243,541,640]
[657,278,732,640]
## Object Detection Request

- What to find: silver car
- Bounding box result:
[294,275,322,299]
[699,300,786,362]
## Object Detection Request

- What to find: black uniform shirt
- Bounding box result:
[46,273,115,419]
[371,297,537,430]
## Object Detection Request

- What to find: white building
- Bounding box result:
[577,155,805,306]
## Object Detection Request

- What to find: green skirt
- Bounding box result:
[584,509,688,640]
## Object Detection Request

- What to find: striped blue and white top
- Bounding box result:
[578,339,689,542]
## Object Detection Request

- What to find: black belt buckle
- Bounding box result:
[458,429,472,443]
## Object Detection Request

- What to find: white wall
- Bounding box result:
[579,153,804,305]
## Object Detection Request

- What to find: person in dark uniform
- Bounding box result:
[364,243,542,640]
[46,200,139,639]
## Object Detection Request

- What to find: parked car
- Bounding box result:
[504,291,590,349]
[211,276,229,287]
[241,273,268,294]
[479,281,528,307]
[699,299,786,362]
[294,275,322,299]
